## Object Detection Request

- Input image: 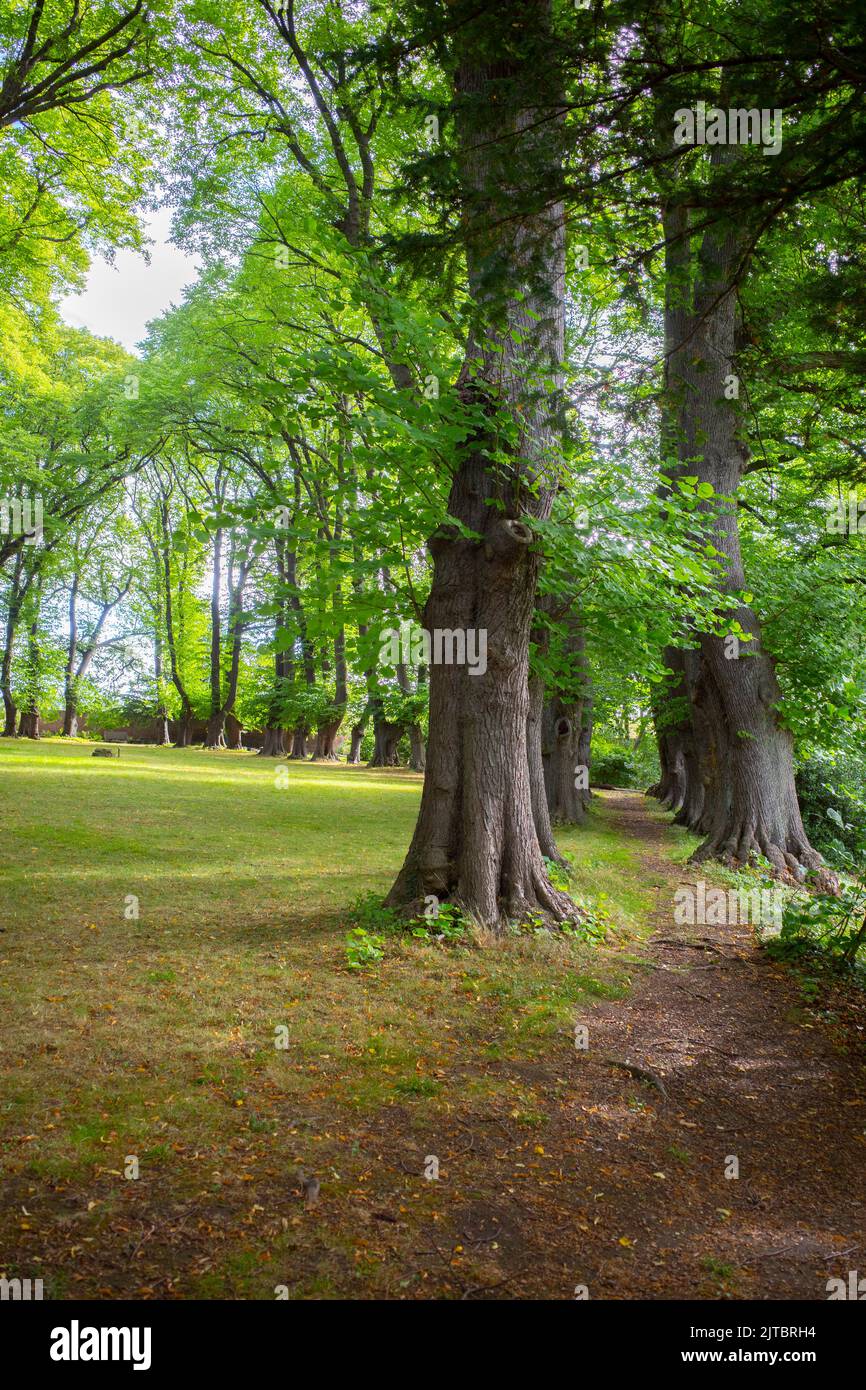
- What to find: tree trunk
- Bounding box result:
[206,712,226,748]
[260,726,288,757]
[543,695,592,825]
[2,550,26,735]
[175,712,194,747]
[19,709,40,738]
[3,691,17,736]
[408,724,426,772]
[312,721,341,759]
[289,724,307,758]
[660,193,827,881]
[368,715,403,767]
[62,574,80,736]
[347,699,371,763]
[528,672,562,859]
[385,0,574,928]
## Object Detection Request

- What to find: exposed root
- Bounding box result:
[602,1056,669,1102]
[690,822,839,893]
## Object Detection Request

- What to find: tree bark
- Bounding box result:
[346,698,371,763]
[408,723,426,772]
[528,671,561,859]
[260,725,288,757]
[386,0,575,928]
[1,550,26,735]
[659,192,827,881]
[206,711,227,749]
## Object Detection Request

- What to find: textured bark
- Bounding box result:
[648,646,702,823]
[18,709,40,738]
[408,724,426,772]
[312,722,342,759]
[158,497,195,743]
[289,725,308,759]
[174,714,194,748]
[206,712,226,749]
[542,621,593,825]
[386,0,575,928]
[259,529,292,758]
[528,672,561,860]
[205,508,254,749]
[260,726,288,757]
[543,697,592,825]
[660,193,827,881]
[368,711,403,767]
[2,550,26,735]
[346,702,370,764]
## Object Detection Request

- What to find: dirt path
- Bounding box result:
[436,790,866,1299]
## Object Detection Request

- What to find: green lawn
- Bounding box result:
[0,740,656,1298]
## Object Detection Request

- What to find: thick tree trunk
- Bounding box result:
[19,709,39,738]
[541,619,592,826]
[385,0,575,929]
[368,716,403,767]
[312,721,341,760]
[648,646,701,821]
[205,712,226,749]
[289,724,308,759]
[174,711,194,747]
[63,704,79,737]
[260,726,288,757]
[408,724,426,772]
[528,673,561,859]
[660,194,827,881]
[347,699,371,764]
[2,692,16,736]
[543,696,592,825]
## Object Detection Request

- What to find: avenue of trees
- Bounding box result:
[2,0,865,927]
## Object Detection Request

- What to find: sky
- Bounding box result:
[60,208,201,354]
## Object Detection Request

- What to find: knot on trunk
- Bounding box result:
[485,517,534,562]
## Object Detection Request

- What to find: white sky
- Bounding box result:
[60,208,200,354]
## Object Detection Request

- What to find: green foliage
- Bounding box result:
[796,757,866,866]
[591,738,643,789]
[767,881,866,970]
[410,902,470,942]
[344,926,386,972]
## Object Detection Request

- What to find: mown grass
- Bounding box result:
[0,739,658,1296]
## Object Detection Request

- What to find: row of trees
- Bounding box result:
[1,0,864,925]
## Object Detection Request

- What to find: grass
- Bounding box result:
[0,739,658,1298]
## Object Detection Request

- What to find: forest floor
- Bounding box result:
[1,743,865,1299]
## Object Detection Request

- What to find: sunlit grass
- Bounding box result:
[0,739,665,1296]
